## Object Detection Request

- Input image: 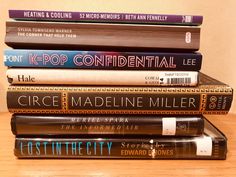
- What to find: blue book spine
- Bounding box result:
[4,49,202,71]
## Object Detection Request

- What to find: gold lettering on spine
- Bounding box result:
[148,149,174,156]
[8,85,232,115]
[121,150,147,156]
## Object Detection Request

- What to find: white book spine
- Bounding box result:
[6,69,198,86]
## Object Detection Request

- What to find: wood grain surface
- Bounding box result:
[0,112,236,177]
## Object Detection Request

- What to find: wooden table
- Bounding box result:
[0,112,236,177]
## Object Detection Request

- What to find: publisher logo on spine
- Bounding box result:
[185,32,191,44]
[209,96,217,109]
[182,15,193,23]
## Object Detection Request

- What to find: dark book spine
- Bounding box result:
[9,10,203,26]
[4,49,202,71]
[11,115,204,136]
[7,86,233,114]
[5,21,200,51]
[14,137,226,159]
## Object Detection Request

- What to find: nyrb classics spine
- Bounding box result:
[5,21,200,51]
[11,115,204,136]
[14,136,226,159]
[13,118,228,159]
[7,83,233,115]
[9,10,203,26]
[6,69,199,86]
[4,49,202,71]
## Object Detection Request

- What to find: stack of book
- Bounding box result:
[4,10,233,159]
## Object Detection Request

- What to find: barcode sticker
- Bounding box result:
[195,136,212,156]
[159,72,198,86]
[162,118,176,135]
[166,77,191,85]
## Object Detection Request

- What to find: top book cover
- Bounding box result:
[9,10,203,26]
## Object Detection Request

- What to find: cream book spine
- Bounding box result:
[6,69,198,86]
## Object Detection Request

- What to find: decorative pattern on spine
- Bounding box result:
[7,76,233,114]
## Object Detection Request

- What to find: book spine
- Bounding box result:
[14,137,226,159]
[5,21,200,50]
[7,86,233,114]
[9,10,203,25]
[4,50,202,71]
[11,115,204,136]
[6,69,199,86]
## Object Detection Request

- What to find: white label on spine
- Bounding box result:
[183,15,193,23]
[158,71,198,86]
[195,136,212,156]
[185,32,191,43]
[162,118,176,135]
